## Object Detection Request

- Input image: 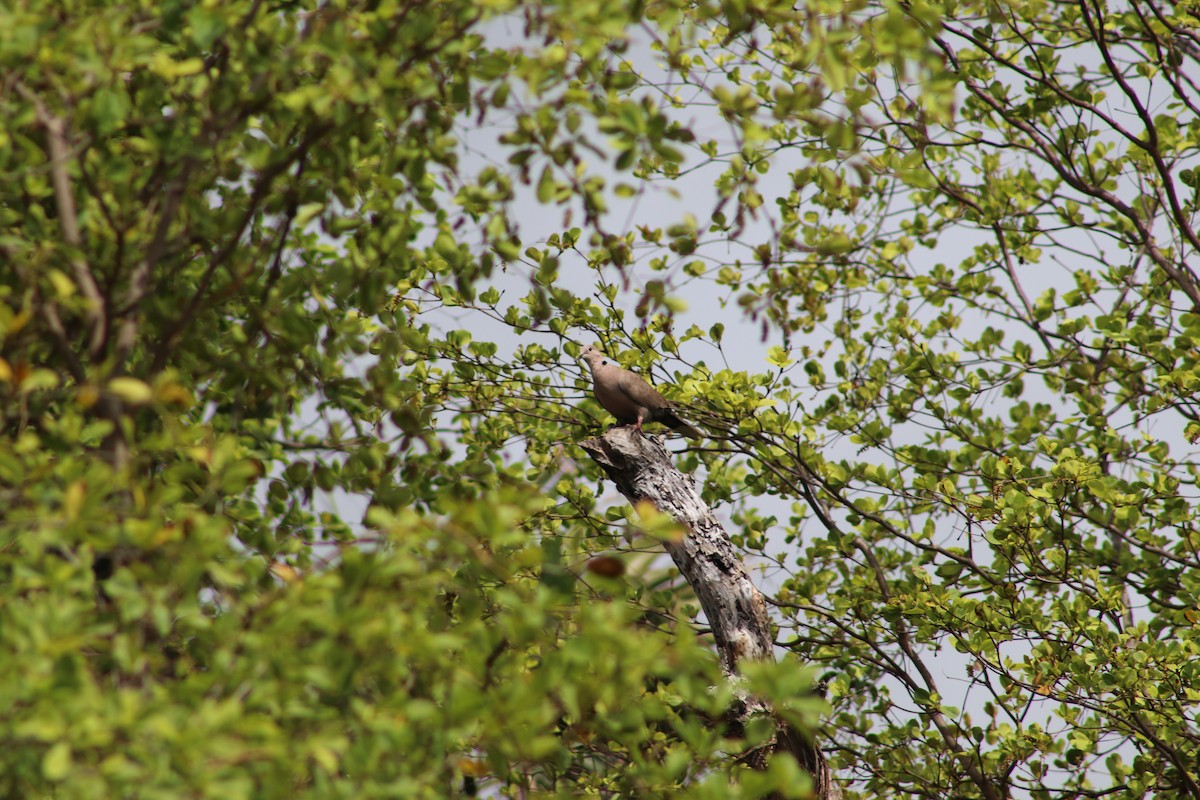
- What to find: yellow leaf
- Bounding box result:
[634,500,686,543]
[154,382,193,407]
[19,368,59,393]
[76,385,100,409]
[47,269,75,298]
[269,562,302,584]
[42,742,71,782]
[151,52,204,78]
[5,308,30,335]
[0,358,11,382]
[107,377,153,405]
[153,524,181,546]
[664,295,688,313]
[634,499,663,522]
[64,481,86,520]
[309,743,339,773]
[458,758,489,777]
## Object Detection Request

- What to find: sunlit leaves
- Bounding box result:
[2,0,832,796]
[7,0,1200,795]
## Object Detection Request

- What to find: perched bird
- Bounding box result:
[579,345,702,439]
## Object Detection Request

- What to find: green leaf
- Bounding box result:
[766,345,793,368]
[536,166,556,203]
[295,203,325,229]
[42,743,71,782]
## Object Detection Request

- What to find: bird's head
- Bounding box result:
[579,345,609,372]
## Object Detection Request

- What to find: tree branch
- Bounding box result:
[17,82,108,360]
[579,427,840,800]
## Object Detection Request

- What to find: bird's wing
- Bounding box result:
[615,368,669,415]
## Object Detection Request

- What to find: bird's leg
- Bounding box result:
[635,415,645,434]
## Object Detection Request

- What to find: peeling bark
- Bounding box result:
[580,427,840,800]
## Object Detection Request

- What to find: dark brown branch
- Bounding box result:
[112,159,192,373]
[149,122,328,373]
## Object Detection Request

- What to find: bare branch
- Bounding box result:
[580,428,841,799]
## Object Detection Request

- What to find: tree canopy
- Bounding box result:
[2,0,1199,797]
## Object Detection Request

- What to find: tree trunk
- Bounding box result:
[579,427,841,800]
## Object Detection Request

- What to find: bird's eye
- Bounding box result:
[601,360,608,365]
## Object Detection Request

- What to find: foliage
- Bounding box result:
[3,0,1200,797]
[0,0,821,796]
[663,1,1200,797]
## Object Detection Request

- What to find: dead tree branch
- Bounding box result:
[580,427,840,800]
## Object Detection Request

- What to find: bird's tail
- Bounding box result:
[663,411,702,440]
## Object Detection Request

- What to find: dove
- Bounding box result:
[579,345,702,439]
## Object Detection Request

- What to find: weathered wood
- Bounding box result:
[580,427,840,800]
